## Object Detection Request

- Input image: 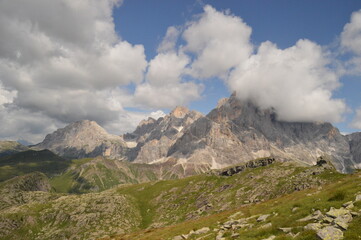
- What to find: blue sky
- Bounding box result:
[113,0,361,133]
[1,0,361,142]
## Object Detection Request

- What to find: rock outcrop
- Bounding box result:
[34,120,127,159]
[208,157,275,176]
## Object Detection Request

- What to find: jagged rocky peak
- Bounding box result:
[167,92,357,173]
[34,120,127,159]
[216,97,229,108]
[139,117,156,127]
[170,106,190,118]
[126,106,204,163]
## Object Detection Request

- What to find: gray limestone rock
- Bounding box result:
[316,226,343,240]
[304,223,323,231]
[194,227,210,235]
[334,213,352,230]
[355,194,361,202]
[326,207,350,218]
[257,214,271,222]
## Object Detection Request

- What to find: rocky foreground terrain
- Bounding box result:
[0,159,360,240]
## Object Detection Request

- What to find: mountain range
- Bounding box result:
[1,93,361,240]
[24,92,360,174]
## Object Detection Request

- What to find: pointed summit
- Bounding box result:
[170,106,189,118]
[34,120,127,159]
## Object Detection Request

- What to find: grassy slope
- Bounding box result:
[0,150,71,181]
[1,160,359,240]
[0,141,28,157]
[114,170,361,240]
[49,157,176,194]
[115,162,334,230]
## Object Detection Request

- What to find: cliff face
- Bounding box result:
[347,132,361,169]
[34,120,127,159]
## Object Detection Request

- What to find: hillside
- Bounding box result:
[116,169,361,240]
[0,149,70,182]
[0,141,28,157]
[1,157,358,240]
[49,157,186,193]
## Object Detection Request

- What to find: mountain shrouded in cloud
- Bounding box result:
[0,1,360,142]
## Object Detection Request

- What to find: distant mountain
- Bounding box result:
[0,149,70,181]
[0,141,28,157]
[34,120,128,159]
[16,139,33,146]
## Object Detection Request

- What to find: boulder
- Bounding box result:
[194,227,210,235]
[325,207,349,218]
[316,226,343,240]
[279,227,292,233]
[259,222,272,229]
[304,223,322,231]
[355,194,361,202]
[334,213,352,230]
[257,214,271,222]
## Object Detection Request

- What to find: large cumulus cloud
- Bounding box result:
[180,5,346,123]
[0,0,165,142]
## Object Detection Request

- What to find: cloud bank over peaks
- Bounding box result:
[228,39,346,123]
[166,4,346,123]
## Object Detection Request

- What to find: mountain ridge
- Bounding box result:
[30,93,361,173]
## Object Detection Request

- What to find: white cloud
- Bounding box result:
[134,42,202,109]
[0,0,150,142]
[351,108,361,129]
[228,39,346,122]
[0,106,63,143]
[182,5,253,79]
[146,52,190,86]
[134,82,202,109]
[341,9,361,55]
[0,84,17,105]
[340,9,361,76]
[157,26,180,53]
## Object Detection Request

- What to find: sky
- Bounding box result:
[1,0,361,143]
